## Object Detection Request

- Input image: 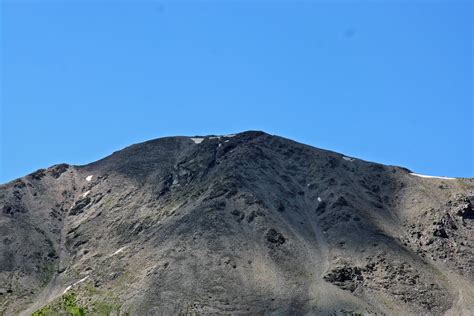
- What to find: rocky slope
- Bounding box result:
[0,131,473,315]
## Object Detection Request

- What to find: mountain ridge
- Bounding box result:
[3,130,465,186]
[1,131,473,315]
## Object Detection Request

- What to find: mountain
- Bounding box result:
[1,131,473,315]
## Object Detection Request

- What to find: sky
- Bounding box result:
[1,0,473,183]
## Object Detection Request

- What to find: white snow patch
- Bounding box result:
[62,285,72,295]
[111,246,127,256]
[75,276,89,285]
[218,143,222,147]
[224,140,230,143]
[62,276,89,294]
[191,137,204,144]
[409,173,456,180]
[82,190,90,198]
[85,175,93,182]
[317,197,322,202]
[342,156,355,162]
[207,134,236,140]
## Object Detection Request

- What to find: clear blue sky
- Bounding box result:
[1,1,473,183]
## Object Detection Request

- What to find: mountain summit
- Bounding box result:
[1,131,473,315]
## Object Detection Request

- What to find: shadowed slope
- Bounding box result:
[1,131,473,315]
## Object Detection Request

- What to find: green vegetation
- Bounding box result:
[31,291,126,316]
[31,306,52,316]
[92,301,122,315]
[32,293,85,316]
[63,293,85,316]
[85,282,99,295]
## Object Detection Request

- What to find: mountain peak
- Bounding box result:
[1,133,473,315]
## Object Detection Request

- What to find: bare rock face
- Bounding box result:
[0,131,473,315]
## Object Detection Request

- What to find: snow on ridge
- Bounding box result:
[111,246,127,256]
[62,285,72,295]
[62,276,89,294]
[85,175,93,182]
[191,134,235,144]
[75,276,89,285]
[211,134,236,139]
[342,156,355,162]
[191,137,204,144]
[317,197,322,202]
[409,173,456,180]
[82,190,90,198]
